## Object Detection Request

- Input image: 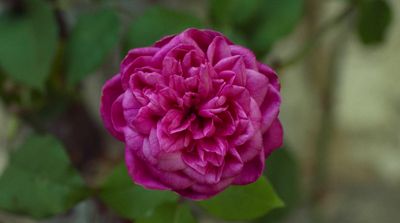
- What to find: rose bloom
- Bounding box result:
[100,28,282,200]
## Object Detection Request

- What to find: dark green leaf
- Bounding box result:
[209,0,261,27]
[66,9,120,85]
[209,0,303,56]
[0,0,58,89]
[199,176,283,221]
[137,203,197,223]
[0,135,89,219]
[126,6,203,49]
[251,0,304,53]
[357,0,392,45]
[99,164,178,219]
[267,148,300,208]
[258,147,300,222]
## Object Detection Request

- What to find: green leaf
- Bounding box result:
[99,163,178,219]
[0,0,58,89]
[258,147,300,222]
[137,203,197,223]
[208,0,303,55]
[0,135,89,219]
[126,6,203,49]
[66,9,120,85]
[199,176,284,221]
[267,148,299,209]
[209,0,261,27]
[251,0,304,53]
[357,0,392,45]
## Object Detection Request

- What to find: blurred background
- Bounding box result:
[0,0,399,222]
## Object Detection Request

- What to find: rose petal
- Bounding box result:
[111,94,127,133]
[207,36,231,65]
[230,45,257,69]
[246,69,269,105]
[258,62,280,91]
[125,149,170,190]
[233,151,265,185]
[236,130,263,162]
[175,177,232,200]
[121,47,159,70]
[222,148,243,178]
[263,119,283,157]
[260,85,281,133]
[100,74,125,141]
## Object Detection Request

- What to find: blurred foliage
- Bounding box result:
[0,135,89,219]
[199,176,284,221]
[99,163,178,220]
[0,0,395,222]
[356,0,393,45]
[257,148,300,223]
[66,8,120,86]
[136,203,197,223]
[210,0,304,56]
[0,0,57,89]
[126,6,204,50]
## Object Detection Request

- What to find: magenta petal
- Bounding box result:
[147,128,186,171]
[132,106,157,135]
[100,74,125,141]
[157,152,187,171]
[100,28,283,200]
[249,98,262,130]
[246,69,269,105]
[260,85,281,133]
[111,94,127,133]
[122,91,141,128]
[154,34,176,47]
[121,56,153,89]
[124,127,144,151]
[198,64,213,97]
[263,119,283,157]
[125,141,169,190]
[207,36,231,65]
[230,45,257,69]
[233,151,265,185]
[121,47,159,70]
[162,57,182,76]
[258,62,280,91]
[222,148,243,178]
[236,130,263,162]
[175,187,217,200]
[176,177,234,200]
[183,28,222,52]
[157,121,185,152]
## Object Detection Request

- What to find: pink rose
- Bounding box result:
[100,28,282,200]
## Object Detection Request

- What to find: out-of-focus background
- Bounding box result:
[0,0,399,223]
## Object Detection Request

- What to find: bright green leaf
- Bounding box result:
[99,163,178,219]
[199,176,284,221]
[0,0,58,89]
[0,135,89,219]
[126,6,203,49]
[137,203,197,223]
[357,0,392,45]
[66,9,120,85]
